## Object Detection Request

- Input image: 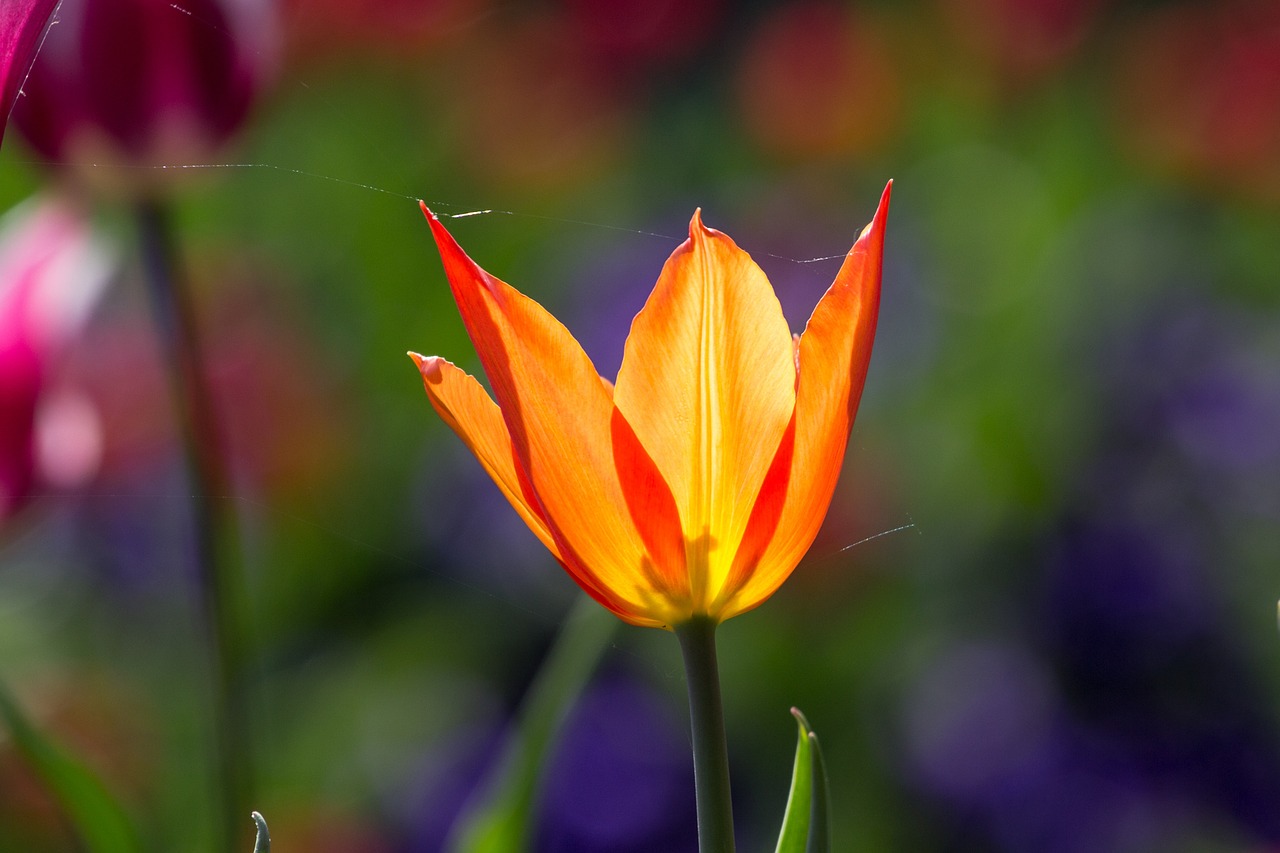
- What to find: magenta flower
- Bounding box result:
[0,194,112,521]
[13,0,274,189]
[0,0,59,147]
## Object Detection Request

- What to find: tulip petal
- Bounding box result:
[613,211,796,612]
[0,0,59,147]
[410,352,560,558]
[421,205,687,627]
[718,181,891,619]
[412,352,647,621]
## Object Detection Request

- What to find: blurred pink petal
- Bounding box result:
[0,194,112,519]
[35,389,102,489]
[0,0,58,146]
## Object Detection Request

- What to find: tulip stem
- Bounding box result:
[676,616,735,853]
[136,199,251,853]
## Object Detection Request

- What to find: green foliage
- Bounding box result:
[777,706,840,853]
[774,707,814,853]
[448,596,617,853]
[775,708,833,853]
[808,722,832,853]
[0,680,142,853]
[250,811,270,853]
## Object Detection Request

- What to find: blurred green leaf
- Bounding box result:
[0,679,142,853]
[775,708,815,853]
[447,595,617,853]
[251,811,271,853]
[808,726,831,853]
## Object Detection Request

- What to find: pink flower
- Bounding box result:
[0,195,111,521]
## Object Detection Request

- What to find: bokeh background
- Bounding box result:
[2,0,1280,851]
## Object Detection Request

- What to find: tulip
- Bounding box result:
[413,185,890,851]
[8,4,269,846]
[412,183,890,630]
[13,0,273,191]
[0,0,58,148]
[0,194,111,521]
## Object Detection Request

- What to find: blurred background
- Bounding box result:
[2,0,1279,851]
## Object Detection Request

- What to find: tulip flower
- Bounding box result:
[0,194,111,521]
[411,182,890,630]
[413,185,890,851]
[13,0,273,192]
[0,0,58,148]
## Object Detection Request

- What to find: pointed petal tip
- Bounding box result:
[689,207,710,239]
[856,180,893,243]
[421,202,469,259]
[408,352,444,380]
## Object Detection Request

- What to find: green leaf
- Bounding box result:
[775,708,815,853]
[0,679,142,853]
[807,727,831,853]
[447,594,617,853]
[251,811,271,853]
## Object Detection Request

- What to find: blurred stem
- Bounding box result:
[676,616,735,853]
[449,594,617,853]
[136,199,250,853]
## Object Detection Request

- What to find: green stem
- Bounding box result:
[676,616,735,853]
[136,199,250,853]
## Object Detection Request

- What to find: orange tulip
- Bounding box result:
[411,182,891,629]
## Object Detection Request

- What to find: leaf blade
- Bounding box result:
[251,811,271,853]
[0,680,142,853]
[806,729,832,853]
[774,707,814,853]
[448,594,617,853]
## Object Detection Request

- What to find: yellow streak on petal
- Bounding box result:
[614,209,796,614]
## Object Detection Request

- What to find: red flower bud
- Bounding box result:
[14,0,275,188]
